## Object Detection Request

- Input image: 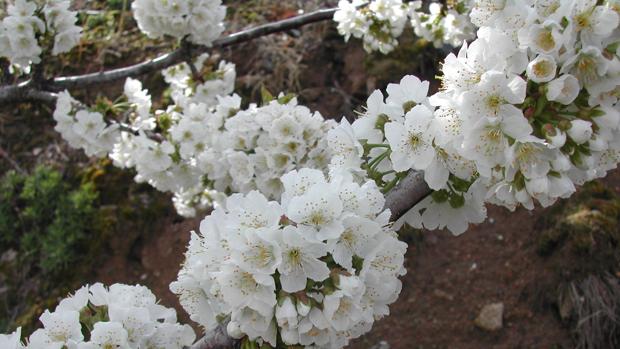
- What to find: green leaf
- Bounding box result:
[277,93,296,105]
[431,190,450,203]
[260,86,274,105]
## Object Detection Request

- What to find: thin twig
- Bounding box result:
[182,39,205,83]
[51,8,337,90]
[0,8,337,104]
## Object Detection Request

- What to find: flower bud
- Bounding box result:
[227,321,244,339]
[275,297,298,328]
[546,74,580,105]
[524,107,536,119]
[567,119,593,144]
[543,124,566,148]
[557,120,572,132]
[296,298,311,317]
[543,124,556,136]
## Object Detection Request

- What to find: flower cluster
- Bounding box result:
[103,57,237,202]
[333,0,475,53]
[132,0,226,46]
[44,0,83,55]
[0,0,81,67]
[334,0,410,53]
[409,1,475,48]
[167,93,334,217]
[54,57,335,217]
[333,0,620,234]
[0,283,195,349]
[54,91,121,158]
[170,168,406,348]
[162,54,236,109]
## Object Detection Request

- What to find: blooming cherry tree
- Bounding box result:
[0,0,619,348]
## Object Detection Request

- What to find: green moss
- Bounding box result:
[537,225,568,256]
[536,181,620,278]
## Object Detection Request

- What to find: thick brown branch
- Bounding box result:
[189,325,239,349]
[385,170,431,221]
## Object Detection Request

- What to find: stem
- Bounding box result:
[368,149,390,170]
[365,143,390,149]
[381,176,399,194]
[182,38,205,83]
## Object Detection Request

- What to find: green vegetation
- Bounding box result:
[0,166,99,276]
[0,166,102,333]
[0,161,174,334]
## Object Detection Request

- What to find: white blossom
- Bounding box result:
[0,284,192,349]
[0,0,81,68]
[546,74,581,104]
[171,169,403,348]
[568,119,594,144]
[132,0,226,46]
[0,328,23,349]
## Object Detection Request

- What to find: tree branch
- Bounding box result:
[51,8,337,90]
[385,170,431,221]
[0,82,57,104]
[0,8,336,104]
[189,324,239,349]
